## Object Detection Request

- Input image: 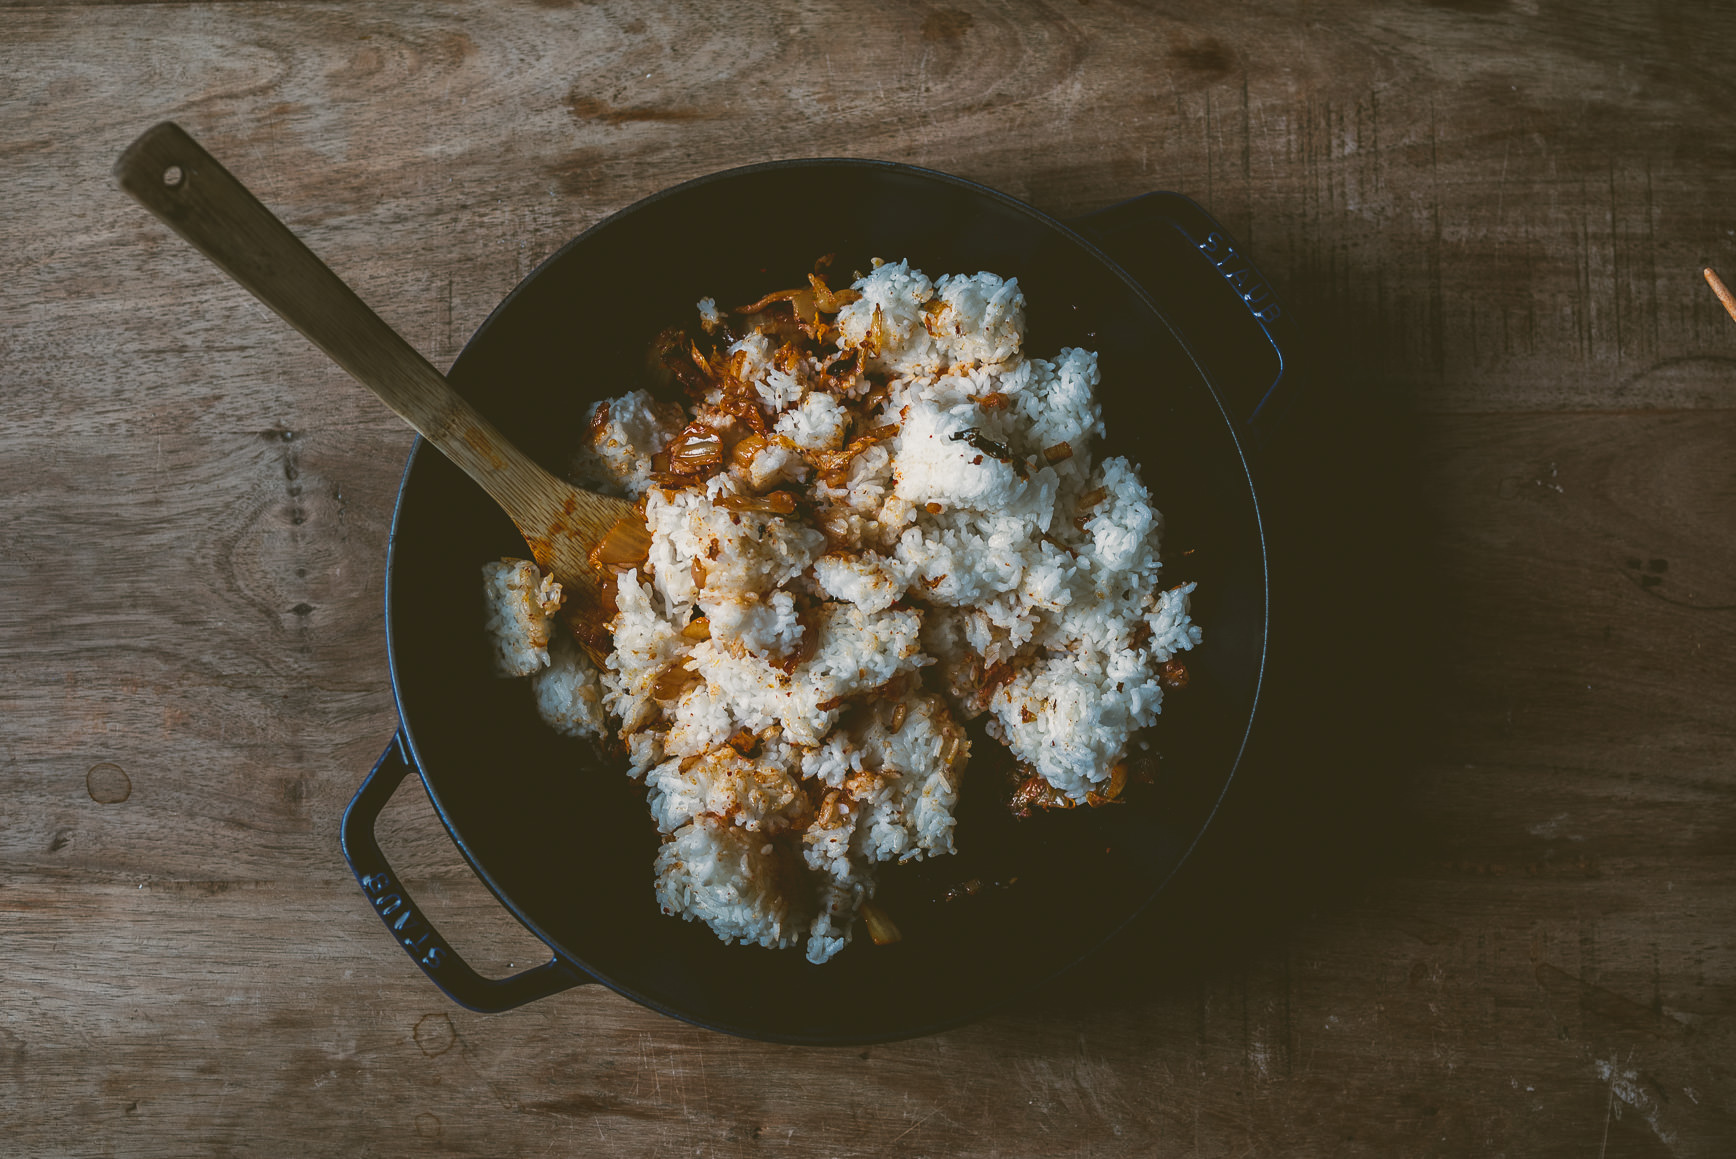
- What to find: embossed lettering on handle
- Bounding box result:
[361,872,446,970]
[1066,191,1303,439]
[1198,232,1283,324]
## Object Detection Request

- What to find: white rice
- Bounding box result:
[480,558,565,677]
[568,389,685,498]
[479,260,1199,963]
[531,632,608,739]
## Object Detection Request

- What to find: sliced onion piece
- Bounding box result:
[716,490,798,515]
[813,423,899,484]
[735,286,817,319]
[860,901,902,946]
[807,272,862,313]
[586,400,612,442]
[666,422,725,475]
[587,514,652,571]
[1104,761,1128,800]
[730,433,770,469]
[561,579,615,659]
[654,327,713,398]
[650,660,697,702]
[1009,771,1073,817]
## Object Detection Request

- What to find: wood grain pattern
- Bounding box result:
[2,1,1734,1155]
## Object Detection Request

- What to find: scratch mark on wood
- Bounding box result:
[1607,157,1623,364]
[882,1105,940,1152]
[1598,1067,1615,1159]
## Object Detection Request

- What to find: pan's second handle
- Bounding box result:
[1069,193,1305,445]
[341,732,590,1013]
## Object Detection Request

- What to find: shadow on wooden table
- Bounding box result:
[1043,358,1435,1008]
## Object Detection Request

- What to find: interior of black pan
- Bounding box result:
[385,161,1268,1043]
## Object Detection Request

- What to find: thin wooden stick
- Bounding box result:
[1706,267,1736,324]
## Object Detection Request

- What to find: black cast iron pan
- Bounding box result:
[341,160,1302,1043]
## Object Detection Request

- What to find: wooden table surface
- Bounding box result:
[4,2,1734,1154]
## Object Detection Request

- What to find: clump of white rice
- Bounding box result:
[480,260,1198,963]
[481,558,567,677]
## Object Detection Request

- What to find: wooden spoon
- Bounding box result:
[113,121,636,664]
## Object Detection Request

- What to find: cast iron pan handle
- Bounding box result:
[1069,192,1303,445]
[341,732,590,1012]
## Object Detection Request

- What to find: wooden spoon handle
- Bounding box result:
[112,121,558,529]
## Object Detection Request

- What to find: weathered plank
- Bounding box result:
[2,0,1734,1155]
[4,407,1731,1154]
[3,2,1734,416]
